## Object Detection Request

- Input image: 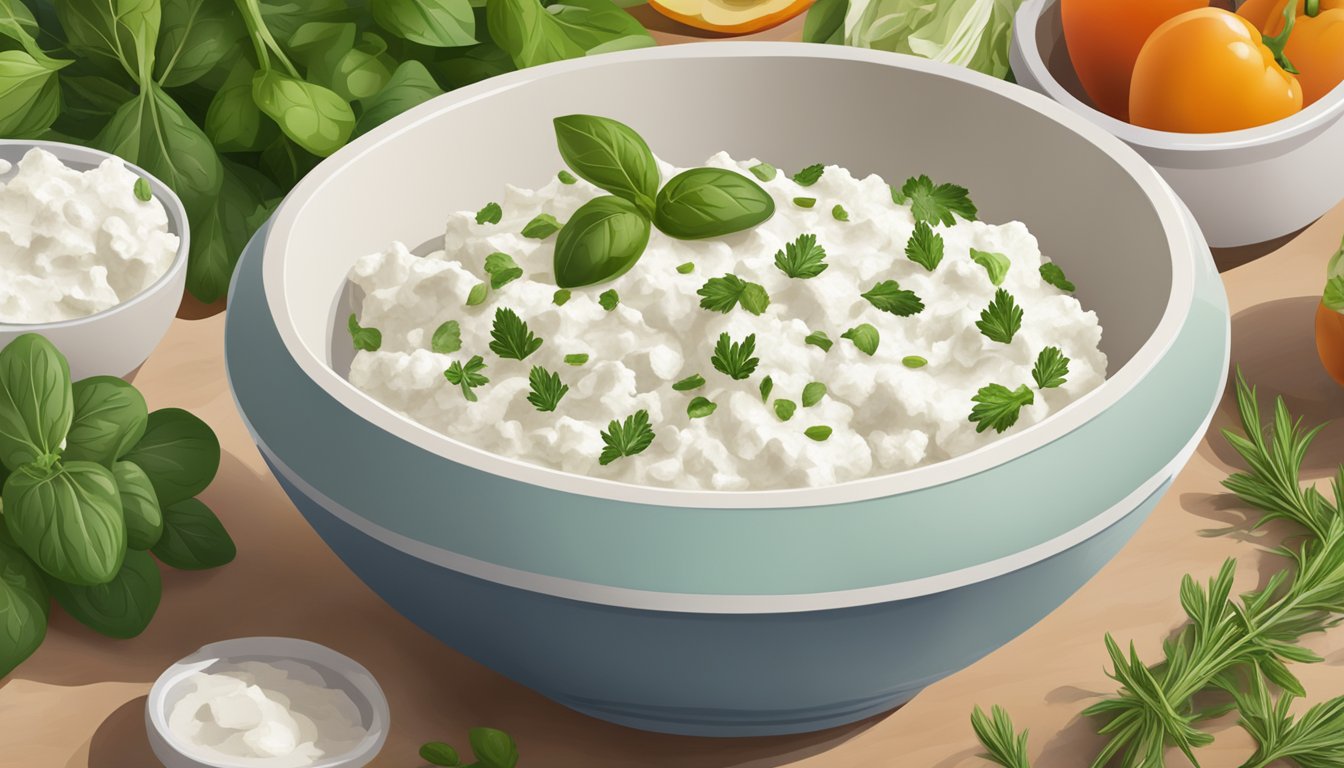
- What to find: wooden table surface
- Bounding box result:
[5,17,1344,768]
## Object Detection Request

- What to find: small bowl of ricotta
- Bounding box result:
[146,637,389,768]
[0,140,188,379]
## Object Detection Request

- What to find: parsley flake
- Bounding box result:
[1032,347,1071,389]
[902,355,927,369]
[484,252,523,289]
[862,280,924,317]
[969,383,1034,433]
[466,282,488,306]
[558,170,577,185]
[475,202,501,225]
[564,353,589,366]
[698,274,770,315]
[805,331,833,351]
[444,355,489,401]
[711,332,759,380]
[1039,262,1075,292]
[431,320,461,354]
[1326,275,1344,313]
[793,164,824,186]
[970,249,1011,287]
[348,314,381,352]
[774,234,828,279]
[899,175,977,226]
[599,289,619,311]
[553,289,571,306]
[832,204,849,222]
[793,197,816,209]
[774,399,796,421]
[802,382,826,407]
[841,324,880,356]
[749,162,777,182]
[759,375,774,402]
[488,308,543,360]
[687,396,717,419]
[527,366,569,412]
[673,374,705,391]
[676,262,696,274]
[133,177,152,202]
[905,221,944,272]
[598,410,655,466]
[804,425,832,442]
[977,289,1024,345]
[521,213,562,239]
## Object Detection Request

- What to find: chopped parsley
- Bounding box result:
[558,170,577,185]
[698,274,770,315]
[759,375,774,402]
[977,289,1023,345]
[673,374,705,391]
[1326,275,1344,312]
[1032,347,1071,389]
[804,425,832,442]
[793,164,824,186]
[444,355,489,401]
[564,353,589,366]
[905,221,944,272]
[553,289,571,306]
[774,399,796,421]
[805,331,833,351]
[802,382,826,407]
[488,308,543,360]
[832,204,849,222]
[133,177,152,202]
[599,289,620,311]
[466,282,488,306]
[749,162,777,182]
[348,314,381,352]
[862,280,924,317]
[483,252,523,289]
[711,332,759,380]
[793,197,816,208]
[598,410,655,466]
[431,320,461,354]
[902,355,928,369]
[899,175,977,226]
[475,202,501,225]
[1040,262,1075,292]
[841,324,879,356]
[676,262,696,274]
[521,213,562,239]
[969,383,1034,434]
[774,234,828,279]
[526,366,568,412]
[687,396,717,419]
[970,249,1011,287]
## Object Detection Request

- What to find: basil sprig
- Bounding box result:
[653,168,775,240]
[553,196,651,288]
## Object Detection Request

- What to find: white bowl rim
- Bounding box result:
[262,41,1199,511]
[0,138,190,332]
[146,636,389,768]
[1014,0,1344,152]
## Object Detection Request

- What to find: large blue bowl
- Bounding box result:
[225,43,1229,736]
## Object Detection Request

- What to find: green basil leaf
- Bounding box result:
[332,31,396,101]
[122,408,220,507]
[0,334,73,472]
[552,114,658,213]
[62,376,149,467]
[653,168,775,240]
[55,0,161,82]
[287,20,357,89]
[546,0,653,53]
[152,498,235,570]
[205,59,275,153]
[113,461,162,550]
[252,69,356,157]
[433,41,514,90]
[553,195,650,289]
[372,0,475,47]
[0,538,47,677]
[258,0,349,43]
[55,75,135,140]
[488,0,586,70]
[419,742,460,767]
[0,50,65,139]
[468,727,518,768]
[802,0,847,43]
[49,548,161,639]
[355,60,443,137]
[188,161,275,303]
[3,461,126,586]
[0,0,42,54]
[155,0,245,87]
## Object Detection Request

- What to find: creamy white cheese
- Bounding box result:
[346,154,1106,490]
[0,148,179,324]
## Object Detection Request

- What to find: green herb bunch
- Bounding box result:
[971,372,1344,768]
[0,0,653,304]
[0,334,230,677]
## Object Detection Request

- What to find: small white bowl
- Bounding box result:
[0,140,189,380]
[146,637,390,768]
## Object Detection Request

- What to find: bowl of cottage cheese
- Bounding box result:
[0,140,188,379]
[226,43,1230,736]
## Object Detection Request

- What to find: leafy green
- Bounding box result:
[252,69,354,157]
[841,324,879,356]
[420,741,460,767]
[970,706,1032,768]
[0,538,47,677]
[1039,262,1075,293]
[546,0,655,54]
[968,383,1034,434]
[156,0,245,88]
[598,409,654,465]
[970,248,1011,287]
[444,355,489,401]
[63,376,148,467]
[673,374,704,391]
[150,498,235,570]
[526,366,568,412]
[862,280,924,316]
[432,321,462,354]
[759,376,774,401]
[521,213,562,239]
[899,175,977,226]
[748,162,776,182]
[653,168,775,240]
[687,396,716,419]
[354,60,443,137]
[348,314,382,352]
[469,727,519,768]
[49,548,160,638]
[553,195,651,289]
[805,331,833,352]
[710,333,759,381]
[0,50,65,138]
[903,355,927,368]
[698,274,770,315]
[774,233,828,279]
[121,408,221,507]
[563,353,588,366]
[371,0,475,47]
[599,289,619,311]
[466,282,488,306]
[834,0,1020,79]
[553,289,571,306]
[977,289,1023,345]
[1323,275,1344,313]
[802,0,846,43]
[489,308,543,360]
[774,399,796,421]
[904,221,943,271]
[1031,347,1069,390]
[552,113,658,213]
[204,60,270,151]
[802,382,827,408]
[792,164,823,186]
[484,251,524,289]
[3,461,126,586]
[0,334,73,471]
[113,461,162,551]
[55,0,160,81]
[476,201,502,225]
[804,425,832,441]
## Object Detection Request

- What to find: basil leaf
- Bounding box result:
[0,0,41,53]
[55,0,161,81]
[420,742,460,767]
[206,59,275,153]
[803,0,847,44]
[257,0,348,43]
[488,0,586,70]
[49,548,161,639]
[546,0,654,53]
[434,41,515,90]
[155,0,245,88]
[188,161,276,303]
[114,461,163,550]
[251,69,355,157]
[354,60,443,137]
[62,377,149,467]
[653,168,775,240]
[0,334,73,472]
[469,727,519,768]
[552,114,658,214]
[152,498,236,570]
[372,0,476,47]
[3,461,126,586]
[0,50,65,139]
[287,21,357,89]
[54,75,133,140]
[553,195,651,289]
[0,539,47,678]
[122,409,220,507]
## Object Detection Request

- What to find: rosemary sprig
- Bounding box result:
[1229,667,1344,768]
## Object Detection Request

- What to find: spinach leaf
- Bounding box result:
[62,377,149,467]
[54,74,135,140]
[187,161,275,303]
[287,20,357,89]
[153,498,236,570]
[546,0,653,53]
[552,114,658,214]
[252,69,355,157]
[0,334,73,472]
[803,0,847,44]
[0,538,47,677]
[653,168,775,240]
[113,461,163,550]
[122,408,220,507]
[156,0,245,87]
[205,59,275,152]
[54,0,161,82]
[0,0,42,56]
[372,0,476,47]
[487,0,585,70]
[433,42,514,89]
[3,461,126,586]
[0,50,65,138]
[258,0,351,45]
[553,195,650,289]
[260,134,320,189]
[49,548,161,638]
[355,59,443,136]
[332,31,396,101]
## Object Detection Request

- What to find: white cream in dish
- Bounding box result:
[345,154,1106,490]
[0,148,178,324]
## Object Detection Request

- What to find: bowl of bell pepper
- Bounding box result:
[1010,0,1344,248]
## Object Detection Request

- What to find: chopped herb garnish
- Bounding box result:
[805,331,833,352]
[348,314,381,352]
[749,162,777,182]
[598,410,655,465]
[687,396,717,419]
[774,399,796,421]
[793,197,816,208]
[970,249,1011,287]
[741,283,770,315]
[521,213,563,239]
[133,177,152,202]
[774,233,828,279]
[759,376,774,402]
[1326,275,1344,312]
[475,202,501,225]
[804,425,832,442]
[444,355,489,401]
[1040,262,1075,292]
[977,289,1023,345]
[793,164,824,186]
[431,320,461,354]
[899,174,977,226]
[698,274,770,315]
[488,308,543,360]
[553,289,571,306]
[890,185,909,205]
[711,332,759,380]
[483,252,523,289]
[802,382,826,407]
[466,282,488,306]
[842,324,879,356]
[1032,346,1071,389]
[526,366,569,412]
[832,204,849,222]
[673,374,705,391]
[558,170,577,185]
[676,262,696,274]
[905,221,944,272]
[902,355,928,369]
[969,383,1034,434]
[862,280,924,317]
[599,289,619,311]
[564,353,589,366]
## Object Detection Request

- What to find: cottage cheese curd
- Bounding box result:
[346,154,1106,490]
[0,148,178,324]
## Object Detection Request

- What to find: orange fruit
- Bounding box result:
[647,0,815,34]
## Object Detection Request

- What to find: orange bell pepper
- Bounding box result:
[1060,0,1206,121]
[1241,0,1344,105]
[1318,236,1344,387]
[1129,6,1303,133]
